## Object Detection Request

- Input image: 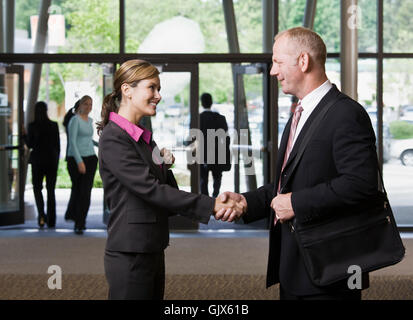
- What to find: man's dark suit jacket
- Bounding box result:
[242,85,378,296]
[200,110,230,171]
[99,121,214,253]
[26,120,60,166]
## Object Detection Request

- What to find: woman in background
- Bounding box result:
[63,99,79,222]
[25,101,60,228]
[66,95,98,235]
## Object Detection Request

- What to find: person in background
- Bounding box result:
[199,92,231,198]
[63,99,80,161]
[25,101,60,228]
[66,95,98,235]
[97,59,244,300]
[63,99,80,222]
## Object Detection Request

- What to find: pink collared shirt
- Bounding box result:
[109,112,152,144]
[109,112,163,169]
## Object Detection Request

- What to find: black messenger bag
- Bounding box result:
[281,95,406,287]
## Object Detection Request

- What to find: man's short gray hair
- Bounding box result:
[275,27,327,69]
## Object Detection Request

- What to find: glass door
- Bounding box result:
[233,63,270,228]
[0,65,24,226]
[151,63,199,229]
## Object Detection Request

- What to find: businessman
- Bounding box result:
[199,93,231,198]
[218,27,379,300]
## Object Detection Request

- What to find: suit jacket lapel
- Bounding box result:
[133,139,166,183]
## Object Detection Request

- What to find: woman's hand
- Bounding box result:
[78,161,86,174]
[160,148,175,169]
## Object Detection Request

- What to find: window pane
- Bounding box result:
[314,0,340,53]
[358,59,377,120]
[125,0,227,53]
[384,0,413,53]
[233,0,263,53]
[15,0,119,53]
[198,63,266,229]
[383,59,413,226]
[199,63,234,196]
[279,0,305,31]
[325,58,341,89]
[15,0,41,53]
[279,0,340,53]
[30,63,103,181]
[358,0,377,53]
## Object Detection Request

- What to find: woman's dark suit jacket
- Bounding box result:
[98,121,214,253]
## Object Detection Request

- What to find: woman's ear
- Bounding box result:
[121,83,130,99]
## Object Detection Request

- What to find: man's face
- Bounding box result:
[270,36,302,96]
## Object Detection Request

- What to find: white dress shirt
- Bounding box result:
[292,80,333,146]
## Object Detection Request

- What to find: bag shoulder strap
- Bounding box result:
[280,93,346,193]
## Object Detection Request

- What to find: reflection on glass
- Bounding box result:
[126,0,227,53]
[0,74,20,212]
[383,59,413,225]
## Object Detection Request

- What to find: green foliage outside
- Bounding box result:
[389,121,413,140]
[16,0,386,107]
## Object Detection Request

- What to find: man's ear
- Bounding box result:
[300,52,310,72]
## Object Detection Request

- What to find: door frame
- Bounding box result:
[233,62,270,193]
[0,64,25,226]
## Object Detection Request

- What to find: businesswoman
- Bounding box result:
[97,59,240,300]
[66,95,98,235]
[25,101,60,228]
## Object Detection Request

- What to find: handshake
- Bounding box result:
[213,192,247,222]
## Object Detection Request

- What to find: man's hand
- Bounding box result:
[270,192,294,223]
[214,191,247,222]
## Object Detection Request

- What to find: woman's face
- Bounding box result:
[129,76,161,119]
[79,98,93,115]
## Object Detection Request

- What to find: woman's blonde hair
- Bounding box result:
[77,95,92,114]
[97,59,160,135]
